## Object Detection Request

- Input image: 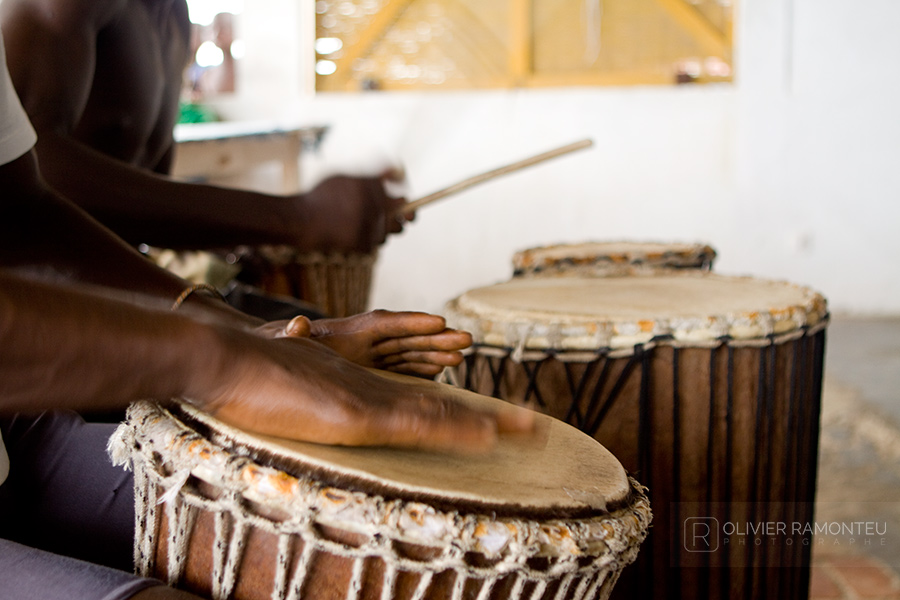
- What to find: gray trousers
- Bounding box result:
[0,411,162,599]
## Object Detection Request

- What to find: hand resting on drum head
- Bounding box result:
[274,310,472,377]
[0,272,532,454]
[191,327,531,453]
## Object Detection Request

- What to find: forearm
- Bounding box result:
[0,276,531,451]
[0,151,258,328]
[0,272,224,413]
[34,133,310,250]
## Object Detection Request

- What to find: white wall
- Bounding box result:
[730,0,900,316]
[222,0,900,316]
[297,87,739,315]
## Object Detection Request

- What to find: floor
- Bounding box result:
[808,315,900,599]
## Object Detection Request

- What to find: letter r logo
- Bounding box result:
[684,517,719,552]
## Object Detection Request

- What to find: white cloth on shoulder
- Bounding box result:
[0,28,37,167]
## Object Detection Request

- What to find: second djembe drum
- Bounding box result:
[234,246,376,317]
[444,272,828,600]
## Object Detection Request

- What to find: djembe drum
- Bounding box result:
[444,272,828,600]
[233,246,376,317]
[110,375,651,600]
[512,241,717,278]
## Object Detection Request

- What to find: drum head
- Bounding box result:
[446,272,828,350]
[177,371,631,518]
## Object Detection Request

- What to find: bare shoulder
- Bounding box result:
[0,0,130,33]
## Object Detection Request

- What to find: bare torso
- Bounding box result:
[72,0,190,173]
[2,0,403,253]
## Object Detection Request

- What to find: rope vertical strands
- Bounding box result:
[475,576,497,600]
[346,555,366,600]
[581,575,606,600]
[551,574,576,600]
[529,579,549,600]
[570,574,595,600]
[211,511,230,600]
[271,533,293,600]
[133,464,153,578]
[450,569,467,600]
[285,541,315,600]
[221,515,249,600]
[165,493,196,586]
[409,571,434,600]
[379,563,398,600]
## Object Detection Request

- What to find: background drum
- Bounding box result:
[110,374,650,600]
[444,272,828,600]
[233,246,376,318]
[512,241,717,278]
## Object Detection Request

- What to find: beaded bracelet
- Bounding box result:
[171,283,226,311]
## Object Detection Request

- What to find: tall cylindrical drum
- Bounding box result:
[444,272,828,600]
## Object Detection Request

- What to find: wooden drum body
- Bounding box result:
[234,246,376,317]
[512,242,717,278]
[444,273,828,600]
[110,375,650,600]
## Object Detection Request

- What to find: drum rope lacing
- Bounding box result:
[455,319,829,362]
[446,321,827,600]
[444,318,829,441]
[445,276,828,355]
[109,402,651,600]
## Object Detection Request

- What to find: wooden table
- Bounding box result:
[171,121,327,193]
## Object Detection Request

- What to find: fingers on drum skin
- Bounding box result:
[373,337,471,360]
[313,311,458,345]
[373,394,499,453]
[377,350,465,370]
[367,310,448,337]
[381,363,446,378]
[368,322,472,352]
[495,404,539,435]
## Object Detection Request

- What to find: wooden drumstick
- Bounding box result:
[397,138,593,216]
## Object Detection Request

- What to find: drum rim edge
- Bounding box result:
[111,400,652,562]
[444,272,828,352]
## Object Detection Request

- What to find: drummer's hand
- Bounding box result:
[294,169,412,254]
[276,310,472,377]
[193,330,530,452]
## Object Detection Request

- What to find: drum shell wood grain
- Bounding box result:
[453,328,826,600]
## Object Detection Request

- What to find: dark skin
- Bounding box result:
[0,145,474,378]
[0,151,535,600]
[0,12,532,597]
[0,0,410,253]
